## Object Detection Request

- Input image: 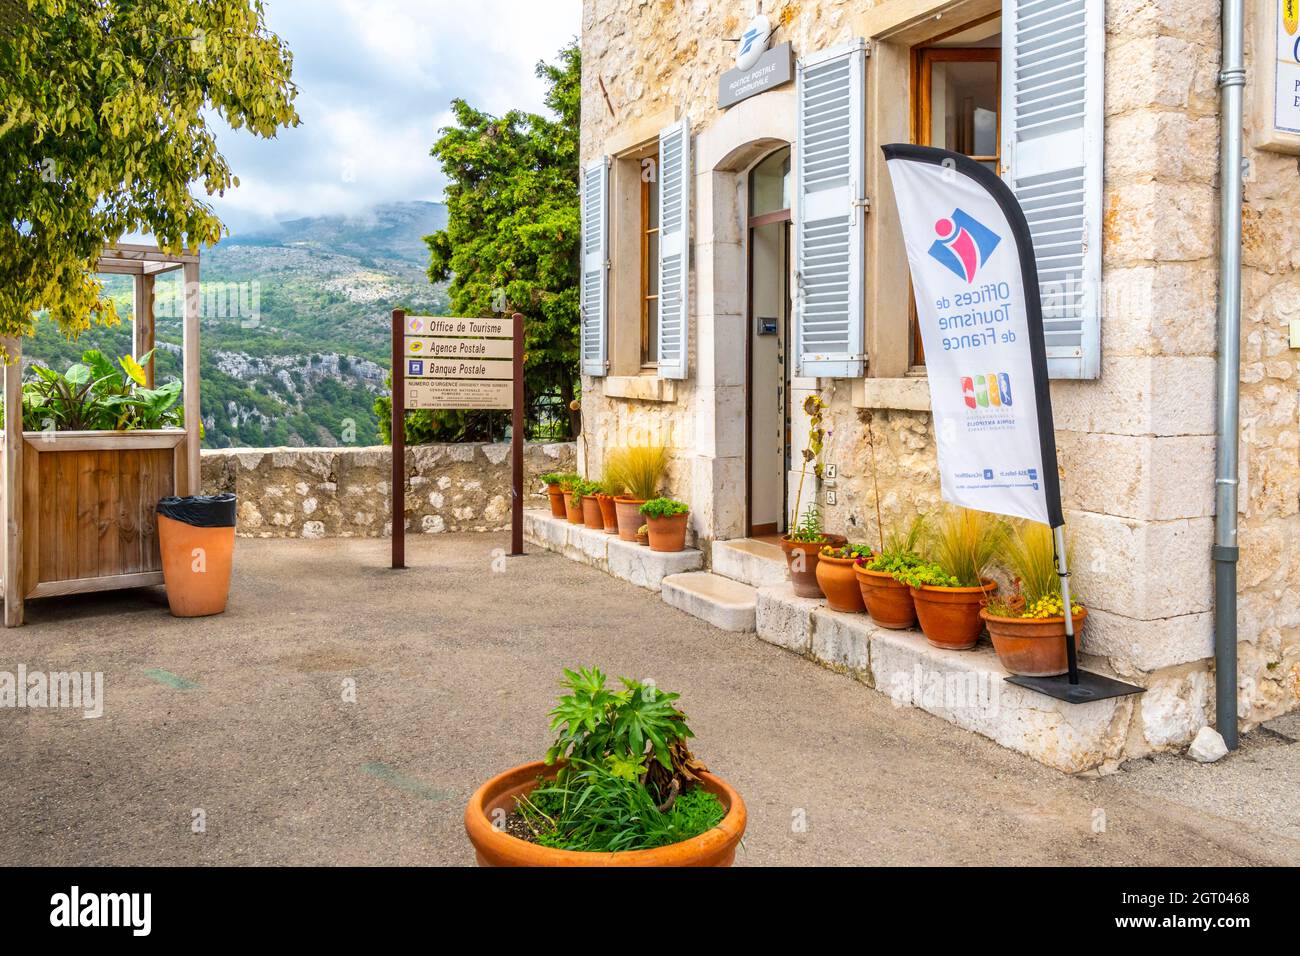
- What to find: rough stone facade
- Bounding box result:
[579,0,1300,759]
[201,443,575,538]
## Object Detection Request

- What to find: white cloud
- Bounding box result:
[209,0,581,234]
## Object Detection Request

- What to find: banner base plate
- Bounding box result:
[1006,671,1145,704]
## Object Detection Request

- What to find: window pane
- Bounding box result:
[646,232,658,299]
[749,146,792,216]
[928,60,998,157]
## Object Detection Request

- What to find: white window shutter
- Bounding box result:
[795,41,866,379]
[657,118,691,380]
[1002,0,1103,380]
[581,157,609,377]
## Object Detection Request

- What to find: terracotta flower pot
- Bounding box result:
[779,533,846,599]
[983,608,1088,677]
[595,494,619,533]
[815,554,866,613]
[855,566,917,629]
[581,494,604,530]
[564,494,583,525]
[614,497,646,542]
[909,580,998,650]
[645,511,689,552]
[464,761,746,867]
[636,532,649,546]
[546,485,567,519]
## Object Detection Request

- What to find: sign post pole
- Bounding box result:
[391,309,406,570]
[511,312,525,557]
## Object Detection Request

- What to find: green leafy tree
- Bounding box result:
[0,0,299,350]
[377,41,580,444]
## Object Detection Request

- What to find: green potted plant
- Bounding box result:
[639,497,690,553]
[901,507,1002,650]
[604,446,669,542]
[782,506,845,598]
[636,524,649,546]
[981,522,1086,677]
[559,474,583,525]
[780,397,844,596]
[855,515,926,630]
[594,472,623,534]
[815,542,872,613]
[575,479,605,530]
[539,472,570,519]
[464,667,746,867]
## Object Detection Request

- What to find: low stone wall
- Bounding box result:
[201,443,575,538]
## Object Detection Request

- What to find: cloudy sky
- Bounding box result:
[210,0,582,235]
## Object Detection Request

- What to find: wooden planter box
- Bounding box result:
[2,242,202,626]
[12,430,192,601]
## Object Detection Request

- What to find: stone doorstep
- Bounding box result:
[522,510,703,591]
[661,572,758,633]
[755,583,1136,774]
[712,538,789,588]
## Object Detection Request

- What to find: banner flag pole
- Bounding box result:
[1055,525,1080,686]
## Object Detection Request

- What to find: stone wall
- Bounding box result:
[1237,2,1300,724]
[579,0,1300,754]
[201,443,575,538]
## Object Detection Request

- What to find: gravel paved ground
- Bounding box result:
[1,534,1295,866]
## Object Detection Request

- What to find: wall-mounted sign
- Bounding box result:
[719,41,794,110]
[1255,0,1300,153]
[736,13,773,71]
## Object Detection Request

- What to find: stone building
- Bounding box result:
[561,0,1300,769]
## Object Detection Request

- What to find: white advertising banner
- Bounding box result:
[883,145,1064,528]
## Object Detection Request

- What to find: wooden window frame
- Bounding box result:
[909,41,1002,365]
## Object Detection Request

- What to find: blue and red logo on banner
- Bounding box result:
[928,208,1001,283]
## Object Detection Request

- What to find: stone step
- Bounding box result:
[661,572,758,633]
[711,538,789,588]
[754,583,1137,774]
[523,510,703,591]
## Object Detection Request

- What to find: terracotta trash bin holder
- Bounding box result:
[157,493,237,618]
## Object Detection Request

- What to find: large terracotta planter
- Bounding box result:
[546,485,567,519]
[595,494,619,533]
[564,494,583,525]
[815,554,866,613]
[983,608,1088,677]
[581,494,604,530]
[780,534,846,598]
[909,580,998,650]
[855,566,917,629]
[645,511,689,552]
[464,761,746,867]
[614,497,646,542]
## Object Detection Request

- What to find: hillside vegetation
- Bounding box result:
[23,202,449,448]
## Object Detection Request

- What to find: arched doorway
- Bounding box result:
[745,147,792,537]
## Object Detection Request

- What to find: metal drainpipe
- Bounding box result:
[1213,0,1246,750]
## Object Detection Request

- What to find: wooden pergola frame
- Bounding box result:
[1,243,202,626]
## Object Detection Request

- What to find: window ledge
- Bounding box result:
[602,375,677,403]
[852,376,931,412]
